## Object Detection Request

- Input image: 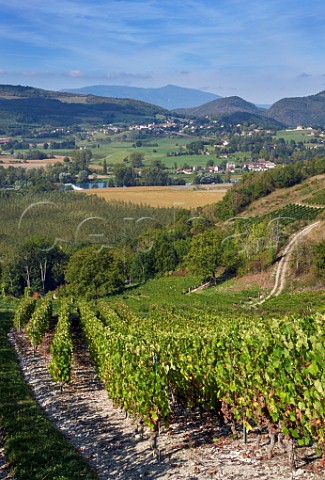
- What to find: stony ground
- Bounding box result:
[6,329,325,480]
[0,429,12,480]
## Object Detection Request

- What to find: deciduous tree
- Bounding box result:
[65,246,126,299]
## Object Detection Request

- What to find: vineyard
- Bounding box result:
[241,203,325,227]
[304,188,325,206]
[14,295,325,471]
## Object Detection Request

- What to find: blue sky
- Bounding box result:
[0,0,324,103]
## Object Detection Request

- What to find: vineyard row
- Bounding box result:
[14,296,325,467]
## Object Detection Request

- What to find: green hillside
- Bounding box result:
[266,90,325,126]
[176,95,262,116]
[0,84,168,126]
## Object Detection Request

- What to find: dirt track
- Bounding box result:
[254,221,321,306]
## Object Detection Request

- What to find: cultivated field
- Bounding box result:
[0,155,65,169]
[84,136,238,169]
[82,184,230,208]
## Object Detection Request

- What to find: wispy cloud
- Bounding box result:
[65,70,153,81]
[297,73,313,79]
[0,67,152,82]
[0,0,324,102]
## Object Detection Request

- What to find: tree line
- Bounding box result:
[2,156,325,300]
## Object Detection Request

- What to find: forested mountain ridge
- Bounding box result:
[1,83,325,127]
[175,91,325,127]
[265,90,325,126]
[175,95,263,116]
[0,84,168,125]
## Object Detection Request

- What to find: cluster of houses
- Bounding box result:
[242,159,276,172]
[128,120,177,132]
[175,158,276,175]
[176,162,235,175]
[0,137,12,144]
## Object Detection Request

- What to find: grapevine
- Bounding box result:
[48,299,73,386]
[78,301,171,431]
[14,295,325,465]
[241,203,324,227]
[13,297,36,330]
[77,299,325,464]
[26,293,53,351]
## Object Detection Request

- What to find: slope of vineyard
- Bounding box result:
[12,296,325,471]
[304,188,325,206]
[10,310,324,480]
[78,300,325,461]
[240,174,325,218]
[0,299,99,480]
[2,172,325,478]
[237,203,324,227]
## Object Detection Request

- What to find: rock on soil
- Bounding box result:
[0,429,13,480]
[7,329,325,480]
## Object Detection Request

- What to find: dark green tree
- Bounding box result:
[4,237,68,295]
[129,152,144,168]
[314,241,325,280]
[131,249,156,283]
[65,246,126,299]
[114,164,137,187]
[103,158,108,175]
[141,166,169,186]
[185,229,224,284]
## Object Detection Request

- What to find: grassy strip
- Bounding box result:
[0,298,98,480]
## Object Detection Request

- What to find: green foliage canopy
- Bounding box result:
[185,229,224,283]
[65,246,127,299]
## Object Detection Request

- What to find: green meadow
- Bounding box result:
[79,135,219,168]
[275,129,315,142]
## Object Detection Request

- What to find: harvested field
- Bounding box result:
[0,156,65,169]
[81,184,230,208]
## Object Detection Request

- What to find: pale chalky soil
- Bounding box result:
[8,330,324,480]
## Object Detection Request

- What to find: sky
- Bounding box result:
[0,0,324,104]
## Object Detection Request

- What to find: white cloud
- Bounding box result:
[0,0,324,102]
[68,70,83,78]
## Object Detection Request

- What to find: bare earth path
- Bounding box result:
[254,221,321,306]
[7,329,324,480]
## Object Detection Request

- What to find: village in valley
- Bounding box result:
[2,114,324,194]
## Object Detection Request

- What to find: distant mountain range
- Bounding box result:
[175,91,325,127]
[0,84,324,127]
[63,85,325,126]
[62,84,222,110]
